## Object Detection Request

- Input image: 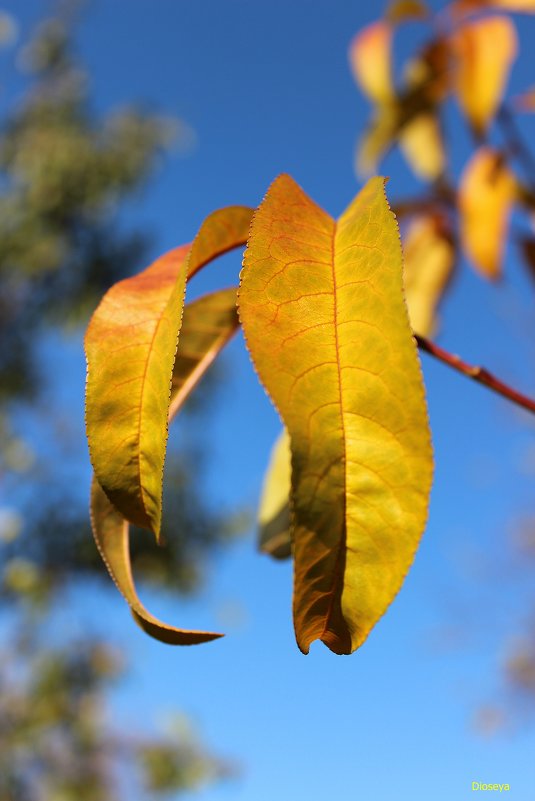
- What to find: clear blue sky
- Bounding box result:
[3,1,535,799]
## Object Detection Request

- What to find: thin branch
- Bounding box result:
[415,334,535,416]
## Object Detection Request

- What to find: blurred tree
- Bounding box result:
[0,4,239,798]
[0,609,229,801]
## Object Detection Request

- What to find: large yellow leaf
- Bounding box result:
[459,148,516,279]
[238,174,433,655]
[403,215,456,336]
[90,288,240,645]
[349,21,394,105]
[451,16,518,134]
[85,206,252,539]
[258,429,292,559]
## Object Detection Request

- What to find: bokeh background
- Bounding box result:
[1,1,535,799]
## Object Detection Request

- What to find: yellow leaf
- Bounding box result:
[169,287,240,418]
[386,0,429,23]
[356,106,399,177]
[349,21,394,104]
[488,0,535,9]
[238,174,433,655]
[399,113,446,180]
[85,206,252,538]
[452,15,517,134]
[453,0,535,15]
[89,288,241,645]
[459,147,516,278]
[402,215,456,336]
[258,429,292,559]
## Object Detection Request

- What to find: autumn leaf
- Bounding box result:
[169,288,240,419]
[356,107,399,177]
[90,288,241,645]
[90,478,223,645]
[452,0,535,15]
[386,0,429,23]
[402,215,456,336]
[258,429,292,559]
[451,15,517,134]
[399,113,446,180]
[85,206,252,539]
[459,148,516,278]
[349,21,394,105]
[238,174,433,655]
[355,37,449,178]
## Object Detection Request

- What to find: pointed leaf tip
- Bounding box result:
[90,477,223,645]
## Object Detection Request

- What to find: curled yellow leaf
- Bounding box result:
[90,478,223,645]
[239,174,433,655]
[451,15,517,134]
[85,206,252,538]
[459,148,516,279]
[89,288,241,645]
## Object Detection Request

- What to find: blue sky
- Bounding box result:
[3,0,535,799]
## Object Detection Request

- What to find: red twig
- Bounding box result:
[415,334,535,416]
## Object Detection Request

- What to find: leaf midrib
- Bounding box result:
[136,270,183,532]
[320,218,349,646]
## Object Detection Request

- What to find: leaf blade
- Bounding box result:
[452,15,517,134]
[402,214,456,336]
[239,175,433,654]
[90,477,223,645]
[459,147,516,279]
[349,21,394,105]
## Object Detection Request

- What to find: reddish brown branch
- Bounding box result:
[415,334,535,416]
